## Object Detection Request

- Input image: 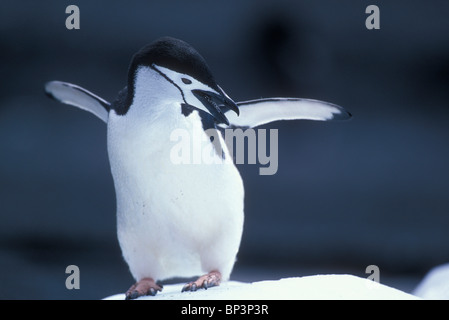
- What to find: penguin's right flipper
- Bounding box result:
[223,97,351,129]
[44,81,110,123]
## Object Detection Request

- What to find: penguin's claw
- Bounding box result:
[181,270,221,292]
[125,277,162,299]
[182,282,197,292]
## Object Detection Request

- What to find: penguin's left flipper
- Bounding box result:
[44,81,110,123]
[221,98,351,129]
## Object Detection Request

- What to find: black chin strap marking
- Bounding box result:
[151,65,224,160]
[151,64,187,104]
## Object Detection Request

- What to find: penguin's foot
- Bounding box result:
[125,277,163,300]
[181,270,221,292]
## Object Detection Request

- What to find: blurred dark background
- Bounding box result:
[1,0,448,299]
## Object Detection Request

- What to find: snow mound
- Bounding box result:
[414,263,449,299]
[104,274,418,300]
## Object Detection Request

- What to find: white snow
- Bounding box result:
[104,274,418,300]
[413,263,449,299]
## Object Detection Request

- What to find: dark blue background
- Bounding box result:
[1,0,448,299]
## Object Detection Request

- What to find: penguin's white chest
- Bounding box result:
[107,103,244,282]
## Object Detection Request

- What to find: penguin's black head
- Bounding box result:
[131,37,218,92]
[123,37,239,125]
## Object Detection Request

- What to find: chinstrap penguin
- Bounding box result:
[45,37,351,299]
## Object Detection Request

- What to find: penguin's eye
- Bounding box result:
[182,78,192,85]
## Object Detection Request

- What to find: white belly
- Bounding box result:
[107,108,244,282]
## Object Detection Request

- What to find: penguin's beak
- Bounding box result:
[192,87,239,126]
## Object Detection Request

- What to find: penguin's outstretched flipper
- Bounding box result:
[45,81,110,123]
[223,98,351,129]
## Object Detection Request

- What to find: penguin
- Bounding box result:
[45,37,351,299]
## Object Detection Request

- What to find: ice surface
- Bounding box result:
[414,263,449,299]
[104,275,418,300]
